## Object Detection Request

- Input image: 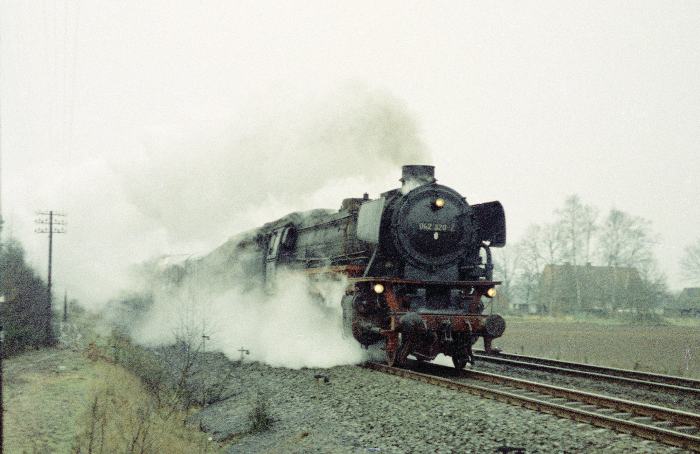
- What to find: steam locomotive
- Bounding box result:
[157,165,506,369]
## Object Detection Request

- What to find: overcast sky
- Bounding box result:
[1,1,698,304]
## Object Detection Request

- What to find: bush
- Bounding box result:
[618,311,668,326]
[248,393,274,433]
[108,330,236,414]
[0,239,56,355]
[108,333,171,407]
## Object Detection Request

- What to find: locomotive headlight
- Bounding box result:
[373,283,385,294]
[486,287,497,298]
[434,198,446,209]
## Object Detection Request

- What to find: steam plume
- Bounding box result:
[99,85,431,368]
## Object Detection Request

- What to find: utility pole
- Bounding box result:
[201,334,210,355]
[35,211,66,344]
[63,290,68,322]
[0,295,5,454]
[201,334,210,405]
[0,2,4,246]
[1,14,6,454]
[0,322,4,454]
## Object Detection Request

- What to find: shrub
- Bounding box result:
[248,393,274,433]
[108,333,171,407]
[0,239,56,355]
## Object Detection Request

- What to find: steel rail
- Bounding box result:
[472,352,700,396]
[464,367,700,427]
[365,361,700,452]
[474,350,700,390]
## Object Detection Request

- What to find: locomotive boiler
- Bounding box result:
[159,165,506,369]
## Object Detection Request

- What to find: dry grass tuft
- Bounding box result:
[72,362,215,453]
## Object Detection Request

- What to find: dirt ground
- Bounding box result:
[492,316,700,379]
[3,349,98,453]
[3,348,217,454]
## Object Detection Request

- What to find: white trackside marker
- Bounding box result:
[434,231,439,240]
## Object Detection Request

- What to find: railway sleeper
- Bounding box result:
[578,404,599,412]
[565,401,586,407]
[630,416,654,424]
[517,391,542,398]
[673,425,699,435]
[652,420,674,428]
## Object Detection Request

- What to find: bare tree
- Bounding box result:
[597,209,664,313]
[492,246,520,306]
[161,308,236,415]
[539,222,565,265]
[636,262,670,313]
[555,195,598,265]
[597,209,656,269]
[498,224,553,312]
[518,225,543,272]
[514,225,544,308]
[680,239,700,286]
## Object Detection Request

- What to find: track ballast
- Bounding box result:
[366,360,700,452]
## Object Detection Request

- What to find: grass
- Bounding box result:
[4,348,218,453]
[493,316,700,378]
[4,349,96,453]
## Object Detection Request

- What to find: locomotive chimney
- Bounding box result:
[400,165,436,194]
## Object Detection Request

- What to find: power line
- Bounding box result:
[0,0,4,241]
[67,0,82,161]
[35,210,66,345]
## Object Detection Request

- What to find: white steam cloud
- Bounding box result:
[130,270,365,369]
[93,85,432,368]
[6,84,430,310]
[401,177,434,195]
[111,85,429,246]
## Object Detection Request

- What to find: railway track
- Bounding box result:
[365,361,700,452]
[473,350,700,397]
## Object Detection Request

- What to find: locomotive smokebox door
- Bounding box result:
[391,184,474,281]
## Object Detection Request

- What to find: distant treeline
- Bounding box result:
[0,238,56,356]
[493,195,670,314]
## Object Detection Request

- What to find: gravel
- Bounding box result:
[183,354,689,453]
